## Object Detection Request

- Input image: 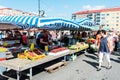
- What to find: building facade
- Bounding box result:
[0,8,37,16]
[72,7,120,30]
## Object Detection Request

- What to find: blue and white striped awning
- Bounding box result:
[73,18,96,31]
[75,18,95,26]
[0,16,79,30]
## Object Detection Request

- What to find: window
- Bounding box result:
[96,17,100,19]
[116,20,119,22]
[112,17,114,19]
[96,20,100,22]
[96,23,100,25]
[116,24,119,26]
[116,17,119,19]
[106,21,109,23]
[107,14,109,16]
[72,14,76,19]
[89,17,93,19]
[96,13,100,16]
[88,13,92,16]
[107,24,109,26]
[101,17,105,19]
[22,12,25,14]
[101,14,105,16]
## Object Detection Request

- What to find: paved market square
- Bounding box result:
[4,52,119,80]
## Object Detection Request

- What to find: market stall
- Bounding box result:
[0,16,92,80]
[68,42,89,60]
[0,49,73,80]
[0,23,23,54]
[0,41,90,80]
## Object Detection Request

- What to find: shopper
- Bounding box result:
[36,30,42,46]
[97,30,113,71]
[64,32,69,46]
[107,32,115,52]
[113,33,119,51]
[95,30,102,59]
[21,32,28,46]
[96,30,102,48]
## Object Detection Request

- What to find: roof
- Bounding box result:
[0,8,13,10]
[0,8,37,15]
[74,7,120,14]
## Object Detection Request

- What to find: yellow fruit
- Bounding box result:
[0,47,7,52]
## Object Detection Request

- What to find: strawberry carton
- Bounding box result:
[50,47,67,53]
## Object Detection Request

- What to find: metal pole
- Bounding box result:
[38,0,40,17]
[29,68,32,80]
[17,71,20,80]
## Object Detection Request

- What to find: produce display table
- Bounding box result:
[69,46,88,61]
[0,50,71,80]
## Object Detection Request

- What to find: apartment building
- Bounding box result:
[72,7,120,30]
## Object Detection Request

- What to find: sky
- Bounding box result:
[0,0,120,19]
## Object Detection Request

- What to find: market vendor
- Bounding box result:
[0,31,2,40]
[39,29,50,50]
[14,30,22,38]
[6,30,13,38]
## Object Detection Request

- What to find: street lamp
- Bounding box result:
[38,0,40,17]
[38,0,45,17]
